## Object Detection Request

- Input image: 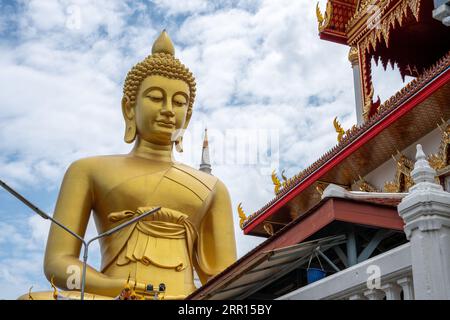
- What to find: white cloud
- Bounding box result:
[0,217,49,299]
[152,0,210,16]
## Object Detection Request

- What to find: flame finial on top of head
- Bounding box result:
[151,30,175,55]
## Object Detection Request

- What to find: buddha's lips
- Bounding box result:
[156,120,175,128]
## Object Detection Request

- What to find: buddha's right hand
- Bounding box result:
[129,280,147,293]
[117,278,148,299]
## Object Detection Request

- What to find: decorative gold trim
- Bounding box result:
[315,182,327,196]
[263,222,274,236]
[352,0,422,50]
[348,46,359,63]
[363,83,375,121]
[355,175,380,192]
[384,153,414,192]
[428,120,450,171]
[315,180,352,196]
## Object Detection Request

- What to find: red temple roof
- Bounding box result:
[244,52,450,236]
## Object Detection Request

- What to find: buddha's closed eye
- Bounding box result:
[147,90,164,103]
[173,95,187,107]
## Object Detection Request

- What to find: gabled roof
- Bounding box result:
[243,52,450,236]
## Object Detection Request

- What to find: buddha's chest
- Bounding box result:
[92,165,213,226]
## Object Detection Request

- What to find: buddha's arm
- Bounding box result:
[43,160,133,297]
[195,179,237,284]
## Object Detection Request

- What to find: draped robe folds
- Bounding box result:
[94,163,221,297]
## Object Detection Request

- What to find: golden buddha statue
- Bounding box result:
[20,31,237,300]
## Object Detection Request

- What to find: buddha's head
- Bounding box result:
[122,31,196,151]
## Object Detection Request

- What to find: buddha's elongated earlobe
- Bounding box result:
[172,128,185,153]
[124,120,136,143]
[175,136,183,153]
[122,96,136,143]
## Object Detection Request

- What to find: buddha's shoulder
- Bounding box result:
[171,162,220,191]
[65,155,131,173]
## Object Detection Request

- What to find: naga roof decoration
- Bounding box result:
[333,116,347,142]
[242,51,450,231]
[317,0,359,44]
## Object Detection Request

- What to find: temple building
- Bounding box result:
[188,0,450,300]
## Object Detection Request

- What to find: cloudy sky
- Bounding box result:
[0,0,408,299]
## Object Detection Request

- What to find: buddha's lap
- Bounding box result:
[17,291,113,300]
[18,290,189,300]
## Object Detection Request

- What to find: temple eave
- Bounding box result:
[319,31,348,45]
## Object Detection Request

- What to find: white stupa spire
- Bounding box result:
[199,128,212,174]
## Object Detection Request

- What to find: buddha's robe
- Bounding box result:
[95,162,230,298]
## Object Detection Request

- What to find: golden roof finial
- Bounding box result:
[333,117,346,142]
[151,29,175,55]
[316,1,333,32]
[271,170,282,194]
[237,203,247,229]
[316,2,324,25]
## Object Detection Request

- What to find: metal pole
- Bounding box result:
[1,178,160,300]
[315,247,341,272]
[0,179,84,243]
[81,242,89,300]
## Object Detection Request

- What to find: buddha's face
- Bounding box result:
[133,75,190,145]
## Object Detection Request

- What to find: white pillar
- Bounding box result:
[397,276,414,300]
[398,144,450,300]
[348,46,364,125]
[381,283,402,300]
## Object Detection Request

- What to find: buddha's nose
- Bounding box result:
[160,99,175,117]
